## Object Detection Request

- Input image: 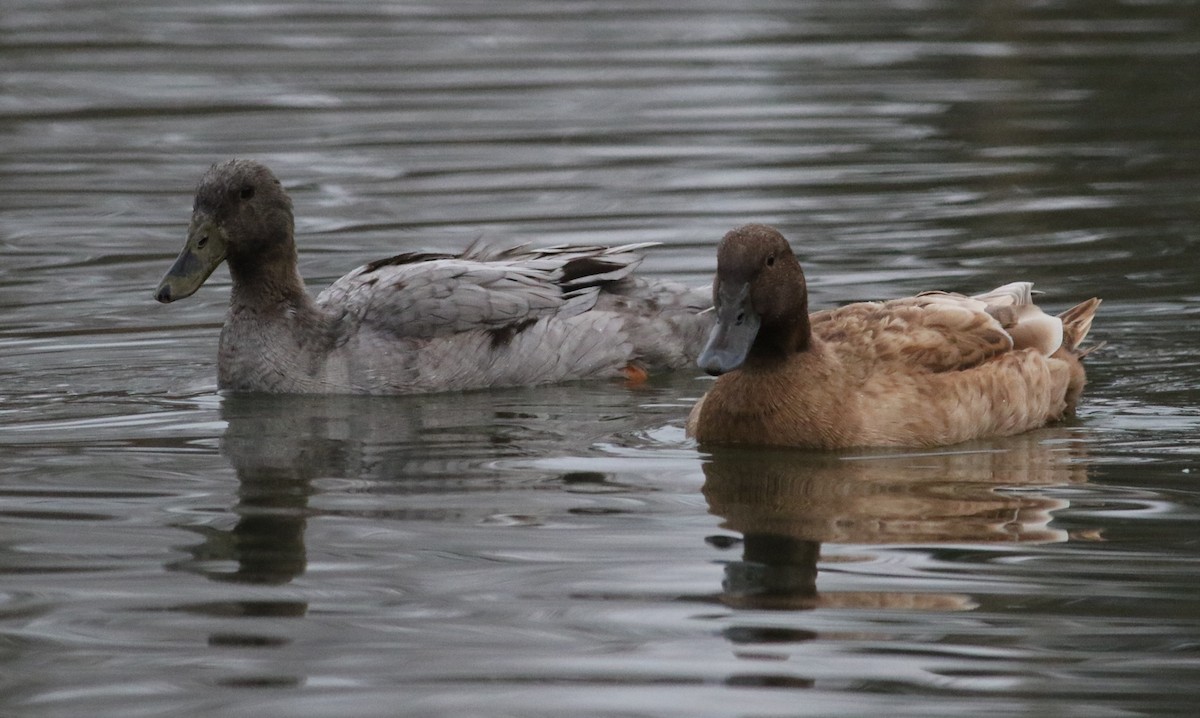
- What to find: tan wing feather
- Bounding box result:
[916,282,1065,356]
[813,298,1013,374]
[813,281,1076,374]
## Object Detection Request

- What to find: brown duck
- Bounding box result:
[687,224,1101,449]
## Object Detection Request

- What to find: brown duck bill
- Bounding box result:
[154,217,227,303]
[697,280,761,376]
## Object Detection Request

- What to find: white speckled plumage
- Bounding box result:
[154,160,713,394]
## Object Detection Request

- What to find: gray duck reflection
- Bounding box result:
[702,430,1091,611]
[169,395,358,588]
[171,387,658,587]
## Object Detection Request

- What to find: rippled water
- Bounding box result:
[2,1,1200,716]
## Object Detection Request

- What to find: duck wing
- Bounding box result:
[916,282,1065,356]
[315,243,653,339]
[813,282,1065,374]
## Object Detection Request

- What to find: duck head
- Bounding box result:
[154,159,295,303]
[697,224,811,375]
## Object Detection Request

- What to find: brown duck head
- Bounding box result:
[698,224,812,375]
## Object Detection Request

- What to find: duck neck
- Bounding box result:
[227,239,313,314]
[745,311,812,371]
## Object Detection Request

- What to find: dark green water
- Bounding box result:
[2,1,1199,715]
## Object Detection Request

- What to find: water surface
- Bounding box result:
[2,1,1200,716]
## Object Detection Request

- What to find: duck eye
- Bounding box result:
[766,254,776,267]
[240,185,255,200]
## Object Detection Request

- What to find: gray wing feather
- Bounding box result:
[315,244,648,339]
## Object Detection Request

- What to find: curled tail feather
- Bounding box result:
[1058,297,1101,356]
[1054,297,1100,416]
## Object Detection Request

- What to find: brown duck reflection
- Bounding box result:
[701,430,1091,611]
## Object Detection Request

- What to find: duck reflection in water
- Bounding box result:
[172,393,480,589]
[701,430,1091,612]
[168,396,332,591]
[170,386,659,591]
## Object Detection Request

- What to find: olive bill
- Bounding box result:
[154,216,227,303]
